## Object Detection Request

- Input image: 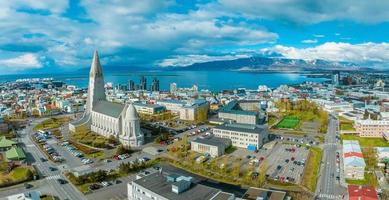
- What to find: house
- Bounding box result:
[0,136,17,151]
[6,146,26,161]
[347,185,378,200]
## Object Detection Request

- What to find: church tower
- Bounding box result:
[120,104,144,147]
[85,51,106,114]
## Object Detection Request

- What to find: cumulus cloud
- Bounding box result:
[159,54,250,67]
[219,0,389,24]
[301,39,318,44]
[0,53,42,70]
[261,42,389,63]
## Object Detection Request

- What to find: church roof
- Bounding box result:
[93,101,125,118]
[89,50,103,77]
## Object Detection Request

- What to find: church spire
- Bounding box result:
[90,50,103,77]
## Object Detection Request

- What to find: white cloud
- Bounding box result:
[313,34,325,38]
[301,39,318,44]
[219,0,389,24]
[262,42,389,63]
[0,53,42,70]
[158,54,250,67]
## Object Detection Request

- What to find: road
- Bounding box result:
[316,117,344,199]
[0,118,86,200]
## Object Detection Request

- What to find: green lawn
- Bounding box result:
[340,123,355,131]
[85,151,105,159]
[276,116,300,129]
[0,166,33,187]
[341,134,389,147]
[346,172,378,187]
[34,117,70,131]
[302,147,322,192]
[9,167,31,180]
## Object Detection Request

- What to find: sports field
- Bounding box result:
[276,117,300,129]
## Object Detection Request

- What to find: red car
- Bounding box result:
[259,157,264,161]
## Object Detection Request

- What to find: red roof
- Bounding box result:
[348,185,378,200]
[344,152,364,158]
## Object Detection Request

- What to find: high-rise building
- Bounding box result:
[151,78,160,91]
[129,80,135,91]
[170,82,177,94]
[332,72,339,86]
[140,76,147,90]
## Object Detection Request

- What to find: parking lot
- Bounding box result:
[265,143,309,184]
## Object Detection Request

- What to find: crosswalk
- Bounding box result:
[45,174,61,180]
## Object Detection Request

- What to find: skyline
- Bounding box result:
[0,1,389,74]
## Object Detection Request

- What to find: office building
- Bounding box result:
[133,103,166,115]
[354,119,389,137]
[218,100,262,125]
[152,78,160,92]
[140,76,147,90]
[191,136,231,157]
[157,100,186,115]
[241,187,287,200]
[213,123,269,150]
[128,172,235,200]
[129,80,135,91]
[179,100,209,122]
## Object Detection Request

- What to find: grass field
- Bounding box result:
[71,130,111,148]
[340,123,356,131]
[0,166,33,187]
[341,134,389,147]
[302,147,322,192]
[346,172,378,187]
[276,116,300,129]
[34,117,71,131]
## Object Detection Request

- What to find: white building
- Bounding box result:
[190,136,231,157]
[128,172,235,200]
[133,103,166,115]
[179,100,209,122]
[343,140,365,180]
[376,147,389,160]
[157,100,185,115]
[69,51,144,147]
[354,119,389,137]
[212,123,268,150]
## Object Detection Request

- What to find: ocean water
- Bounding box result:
[0,71,328,91]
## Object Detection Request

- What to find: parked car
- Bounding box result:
[24,183,33,189]
[101,181,111,187]
[57,179,68,184]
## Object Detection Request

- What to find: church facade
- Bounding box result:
[69,51,144,147]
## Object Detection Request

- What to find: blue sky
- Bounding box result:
[0,0,388,74]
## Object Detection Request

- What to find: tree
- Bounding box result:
[108,135,118,145]
[116,145,132,155]
[231,158,242,178]
[258,161,267,187]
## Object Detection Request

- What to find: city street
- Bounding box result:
[316,117,346,199]
[0,118,85,200]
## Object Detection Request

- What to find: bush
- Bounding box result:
[116,145,133,155]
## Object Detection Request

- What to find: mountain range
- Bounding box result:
[164,56,366,72]
[70,56,378,74]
